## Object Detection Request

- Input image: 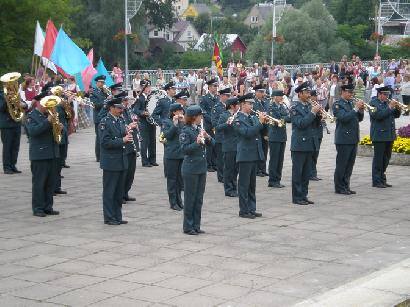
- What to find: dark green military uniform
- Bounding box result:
[369,94,401,187]
[290,101,319,204]
[90,86,107,161]
[333,97,364,193]
[122,107,138,201]
[267,100,291,187]
[234,109,264,217]
[310,106,324,180]
[99,112,128,224]
[179,106,214,234]
[217,107,239,197]
[211,99,226,182]
[26,109,60,215]
[253,96,269,176]
[0,90,21,173]
[199,92,218,170]
[163,114,184,210]
[152,96,173,128]
[55,103,70,192]
[133,93,156,166]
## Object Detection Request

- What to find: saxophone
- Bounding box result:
[40,95,63,144]
[0,72,25,122]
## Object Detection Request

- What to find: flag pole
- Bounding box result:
[125,0,129,90]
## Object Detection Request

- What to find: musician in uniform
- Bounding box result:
[120,92,138,202]
[309,90,324,181]
[97,82,123,123]
[0,87,22,174]
[211,87,231,183]
[253,84,269,177]
[267,90,291,188]
[234,93,265,219]
[290,82,321,205]
[99,97,132,225]
[90,75,108,162]
[174,90,190,110]
[163,103,185,211]
[217,97,240,197]
[179,105,214,235]
[152,81,176,127]
[26,96,61,217]
[369,86,401,188]
[199,78,219,172]
[133,80,158,167]
[333,84,364,194]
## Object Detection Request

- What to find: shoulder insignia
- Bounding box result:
[100,123,105,130]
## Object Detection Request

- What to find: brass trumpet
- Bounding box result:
[388,98,409,112]
[352,98,376,113]
[251,109,285,127]
[308,99,335,123]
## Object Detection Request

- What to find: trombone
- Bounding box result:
[251,109,285,127]
[352,98,376,113]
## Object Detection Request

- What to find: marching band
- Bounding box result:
[0,70,405,234]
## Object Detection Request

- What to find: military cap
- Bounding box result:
[271,90,284,97]
[174,90,190,100]
[294,81,310,93]
[109,82,122,90]
[33,92,47,101]
[169,103,184,113]
[341,84,355,92]
[94,75,106,82]
[186,105,203,117]
[238,93,254,103]
[253,84,266,92]
[163,81,176,91]
[114,91,128,99]
[310,90,317,97]
[226,97,239,108]
[218,87,231,95]
[376,86,391,94]
[206,78,218,86]
[140,79,151,87]
[106,97,124,109]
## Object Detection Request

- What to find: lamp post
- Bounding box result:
[271,0,277,66]
[124,0,141,90]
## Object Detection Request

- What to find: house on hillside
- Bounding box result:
[181,3,212,19]
[144,20,200,55]
[193,34,247,58]
[244,2,291,29]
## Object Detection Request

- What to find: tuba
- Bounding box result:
[40,95,63,144]
[51,86,73,119]
[0,72,25,122]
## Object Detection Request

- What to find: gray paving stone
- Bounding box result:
[84,279,143,295]
[46,288,112,306]
[117,269,174,284]
[122,285,184,303]
[155,276,213,292]
[166,293,226,307]
[90,295,152,307]
[9,283,71,301]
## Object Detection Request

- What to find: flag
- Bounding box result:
[91,58,114,88]
[50,28,91,76]
[42,20,58,59]
[80,49,97,92]
[33,21,57,72]
[212,39,223,77]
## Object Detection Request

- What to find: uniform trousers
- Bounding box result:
[215,142,224,182]
[182,173,206,232]
[334,144,357,192]
[311,138,322,178]
[55,143,67,191]
[140,124,156,165]
[372,141,393,185]
[31,159,58,214]
[258,138,268,174]
[1,127,21,171]
[166,158,183,207]
[268,142,286,184]
[238,161,257,215]
[94,123,100,161]
[291,151,312,202]
[103,170,126,223]
[124,152,137,198]
[206,129,216,170]
[223,151,238,195]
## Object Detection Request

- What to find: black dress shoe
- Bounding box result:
[184,230,198,235]
[54,190,67,195]
[268,183,281,188]
[309,176,320,181]
[105,221,121,225]
[305,199,314,204]
[170,205,182,211]
[239,213,255,219]
[384,183,392,187]
[44,210,60,215]
[150,162,159,166]
[60,175,64,179]
[142,164,152,167]
[293,200,309,205]
[373,183,386,188]
[122,199,126,204]
[4,170,14,174]
[62,164,70,168]
[33,212,47,217]
[124,196,136,201]
[251,212,262,217]
[12,167,22,173]
[195,229,205,234]
[348,190,357,194]
[120,220,128,224]
[177,203,184,209]
[335,190,350,195]
[96,159,100,162]
[207,168,215,172]
[256,173,265,177]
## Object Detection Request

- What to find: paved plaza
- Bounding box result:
[0,115,409,307]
